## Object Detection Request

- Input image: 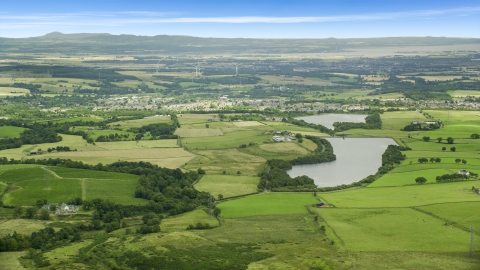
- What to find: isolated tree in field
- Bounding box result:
[25,207,37,219]
[435,158,441,163]
[462,159,467,165]
[13,206,23,218]
[415,177,427,184]
[205,124,209,128]
[429,157,435,163]
[217,194,224,200]
[442,147,446,151]
[455,158,461,164]
[471,133,480,139]
[39,208,50,220]
[447,137,454,144]
[450,147,456,152]
[437,137,443,143]
[423,136,430,142]
[36,199,47,208]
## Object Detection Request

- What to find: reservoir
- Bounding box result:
[296,114,367,130]
[287,138,396,187]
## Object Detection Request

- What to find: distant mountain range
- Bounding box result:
[1,32,479,55]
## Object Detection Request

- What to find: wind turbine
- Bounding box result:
[195,62,203,77]
[235,64,240,76]
[156,60,161,73]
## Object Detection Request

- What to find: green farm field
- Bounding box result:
[320,181,480,208]
[184,148,266,176]
[0,126,26,138]
[0,219,48,237]
[194,175,260,198]
[0,87,29,96]
[317,208,472,252]
[174,128,223,137]
[218,193,318,217]
[0,166,145,205]
[161,209,219,232]
[95,139,179,150]
[108,116,171,128]
[417,202,480,231]
[240,141,310,160]
[182,129,271,150]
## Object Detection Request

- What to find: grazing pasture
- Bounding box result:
[0,126,27,138]
[161,209,219,232]
[0,87,29,95]
[0,252,27,270]
[194,175,260,198]
[174,128,223,137]
[182,130,271,150]
[0,219,48,237]
[417,202,480,231]
[108,116,171,128]
[184,148,265,176]
[0,166,145,205]
[218,193,318,217]
[232,121,265,127]
[320,181,480,208]
[95,139,178,150]
[317,208,471,252]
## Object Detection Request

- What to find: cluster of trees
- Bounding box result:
[187,222,213,230]
[332,112,382,132]
[471,133,480,139]
[403,122,441,131]
[47,146,73,152]
[287,119,334,136]
[134,167,209,215]
[0,226,81,252]
[381,145,408,166]
[418,157,442,163]
[455,158,467,164]
[0,124,62,150]
[290,136,336,165]
[436,173,470,182]
[95,133,130,142]
[128,123,177,139]
[441,146,457,152]
[258,137,336,191]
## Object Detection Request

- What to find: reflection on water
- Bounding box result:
[287,138,396,187]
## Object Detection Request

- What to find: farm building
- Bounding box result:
[42,203,58,211]
[411,120,438,125]
[272,135,285,142]
[28,151,46,156]
[55,203,79,215]
[458,170,470,176]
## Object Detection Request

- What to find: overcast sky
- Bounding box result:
[1,0,480,38]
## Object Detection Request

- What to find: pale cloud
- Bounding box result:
[1,6,479,29]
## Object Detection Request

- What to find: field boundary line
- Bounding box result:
[82,178,86,201]
[410,207,479,235]
[307,205,346,248]
[42,167,62,179]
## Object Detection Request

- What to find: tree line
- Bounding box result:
[332,112,382,132]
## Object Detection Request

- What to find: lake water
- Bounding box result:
[296,114,367,130]
[287,138,397,187]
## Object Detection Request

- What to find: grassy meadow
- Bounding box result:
[194,175,260,198]
[0,166,145,206]
[218,193,318,217]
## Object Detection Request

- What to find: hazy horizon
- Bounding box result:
[1,0,480,39]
